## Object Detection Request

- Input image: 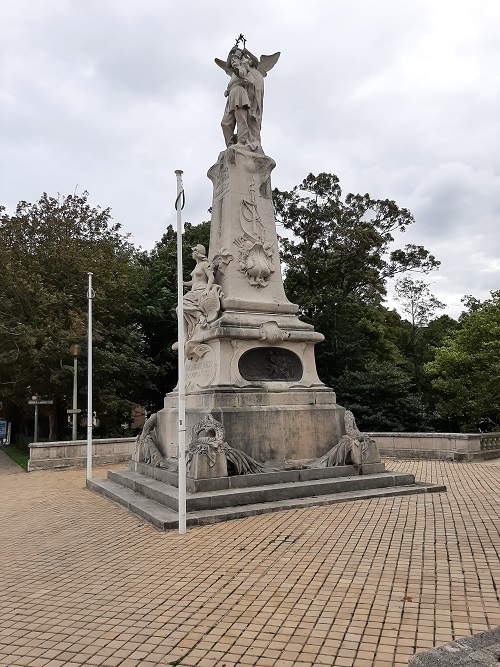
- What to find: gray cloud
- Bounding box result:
[2,0,499,316]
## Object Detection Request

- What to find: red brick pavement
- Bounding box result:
[1,451,499,666]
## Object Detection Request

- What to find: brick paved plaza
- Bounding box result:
[1,451,499,667]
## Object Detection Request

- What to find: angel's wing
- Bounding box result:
[215,57,233,76]
[257,52,280,77]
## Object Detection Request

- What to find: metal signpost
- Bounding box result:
[27,397,54,442]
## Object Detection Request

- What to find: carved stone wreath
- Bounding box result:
[187,414,270,475]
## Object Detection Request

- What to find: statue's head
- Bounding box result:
[192,244,207,259]
[227,46,243,68]
[344,410,356,428]
[228,46,258,69]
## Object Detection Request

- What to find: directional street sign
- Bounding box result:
[28,399,54,405]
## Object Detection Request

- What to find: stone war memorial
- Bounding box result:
[89,37,445,528]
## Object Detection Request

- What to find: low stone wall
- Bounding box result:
[28,438,135,471]
[27,432,500,471]
[369,432,500,461]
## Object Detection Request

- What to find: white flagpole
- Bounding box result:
[86,272,94,480]
[175,170,187,534]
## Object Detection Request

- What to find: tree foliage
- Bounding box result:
[394,277,446,393]
[274,173,439,430]
[394,278,445,329]
[274,173,439,319]
[335,360,428,432]
[425,291,500,430]
[0,192,156,439]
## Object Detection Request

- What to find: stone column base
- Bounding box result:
[157,389,345,468]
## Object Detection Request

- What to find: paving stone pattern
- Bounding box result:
[1,450,499,667]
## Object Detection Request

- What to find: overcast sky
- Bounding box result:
[2,0,499,319]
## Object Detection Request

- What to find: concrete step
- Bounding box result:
[131,460,377,492]
[87,476,446,531]
[107,469,418,512]
[108,470,178,511]
[87,478,179,529]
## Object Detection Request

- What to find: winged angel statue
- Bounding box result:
[216,37,280,149]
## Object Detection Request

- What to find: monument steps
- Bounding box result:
[106,468,420,510]
[87,468,445,531]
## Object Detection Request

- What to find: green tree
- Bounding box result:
[423,314,461,349]
[394,277,446,329]
[138,222,211,406]
[335,360,428,431]
[394,277,445,392]
[419,314,461,429]
[274,173,438,319]
[425,291,500,431]
[0,192,156,440]
[273,173,439,430]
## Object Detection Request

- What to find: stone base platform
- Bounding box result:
[87,462,446,531]
[157,390,345,466]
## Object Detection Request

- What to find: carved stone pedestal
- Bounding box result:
[188,450,228,480]
[156,144,346,468]
[158,389,345,468]
[207,145,294,312]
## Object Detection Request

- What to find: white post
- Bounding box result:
[175,170,187,535]
[33,403,39,444]
[72,355,78,441]
[86,272,94,480]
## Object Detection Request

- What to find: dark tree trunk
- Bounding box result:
[48,407,58,441]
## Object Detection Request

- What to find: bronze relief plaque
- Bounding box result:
[239,347,302,381]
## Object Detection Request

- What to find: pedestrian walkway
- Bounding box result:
[0,447,25,475]
[1,451,499,667]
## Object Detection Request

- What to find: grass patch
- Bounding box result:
[2,445,29,471]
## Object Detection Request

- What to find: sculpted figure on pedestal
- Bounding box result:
[134,413,169,468]
[216,35,280,149]
[315,410,381,468]
[180,244,223,354]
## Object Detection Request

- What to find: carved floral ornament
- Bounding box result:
[212,247,233,275]
[134,410,380,474]
[187,414,269,475]
[234,176,274,288]
[186,410,380,475]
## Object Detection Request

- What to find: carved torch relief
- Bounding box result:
[234,175,275,288]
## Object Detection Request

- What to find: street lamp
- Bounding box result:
[68,344,81,441]
[32,394,39,444]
